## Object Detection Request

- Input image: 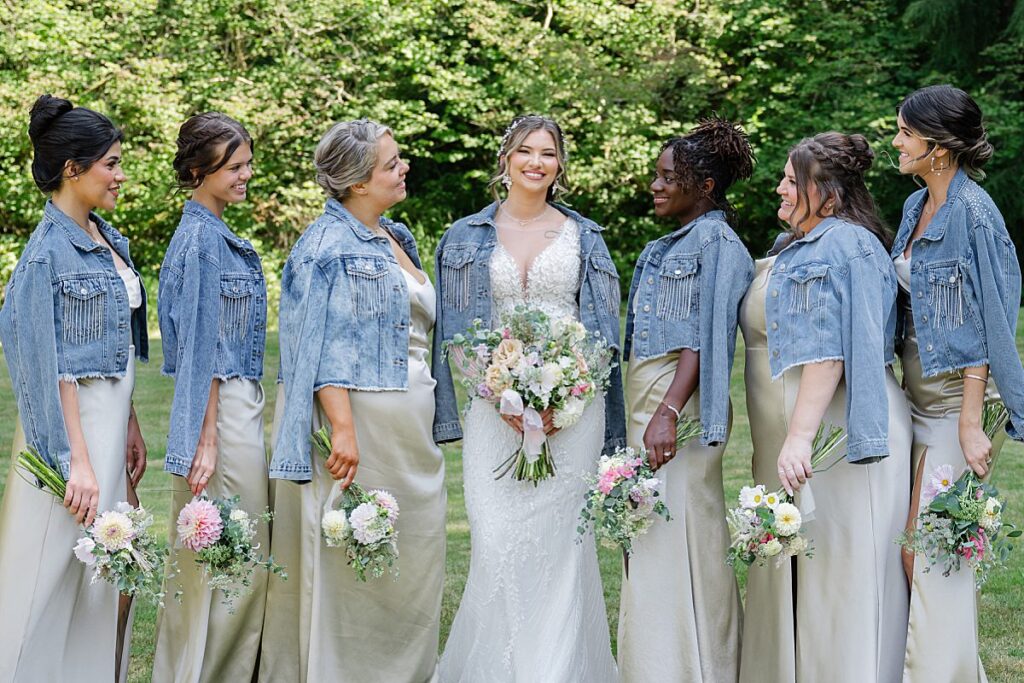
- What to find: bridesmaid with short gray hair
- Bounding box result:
[260,120,445,683]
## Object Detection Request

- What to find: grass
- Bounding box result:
[1,317,1023,682]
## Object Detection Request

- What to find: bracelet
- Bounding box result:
[660,402,681,420]
[963,373,989,384]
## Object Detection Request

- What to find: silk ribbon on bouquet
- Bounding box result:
[500,389,546,462]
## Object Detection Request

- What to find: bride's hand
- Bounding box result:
[540,407,561,437]
[501,413,524,434]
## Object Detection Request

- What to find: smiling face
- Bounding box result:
[891,111,942,177]
[193,141,253,211]
[505,129,560,196]
[360,132,408,211]
[64,141,125,212]
[650,146,708,223]
[776,157,825,232]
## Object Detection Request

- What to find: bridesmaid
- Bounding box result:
[741,132,911,683]
[152,112,269,682]
[0,94,148,681]
[261,119,445,682]
[892,85,1024,682]
[616,117,754,683]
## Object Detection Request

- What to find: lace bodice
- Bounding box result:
[489,218,581,323]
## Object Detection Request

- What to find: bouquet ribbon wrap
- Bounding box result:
[500,390,546,463]
[796,484,816,522]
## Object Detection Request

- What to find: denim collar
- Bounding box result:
[660,209,727,241]
[897,168,970,252]
[466,200,605,233]
[324,197,398,242]
[182,200,254,251]
[788,215,841,247]
[45,200,127,258]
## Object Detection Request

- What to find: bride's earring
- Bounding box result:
[501,173,512,189]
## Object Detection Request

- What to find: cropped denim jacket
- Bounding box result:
[431,201,626,454]
[625,210,754,445]
[891,169,1024,440]
[158,200,268,476]
[766,217,897,463]
[271,199,424,481]
[0,201,148,478]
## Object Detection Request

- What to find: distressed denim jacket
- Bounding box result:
[158,200,268,476]
[271,199,424,481]
[625,210,754,445]
[0,201,148,478]
[766,217,897,463]
[891,169,1024,440]
[431,201,626,454]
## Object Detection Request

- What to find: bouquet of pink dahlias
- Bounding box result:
[445,306,614,483]
[577,446,671,559]
[17,447,170,605]
[176,495,285,610]
[313,428,400,581]
[725,424,847,568]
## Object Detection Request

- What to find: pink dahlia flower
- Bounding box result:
[177,498,224,551]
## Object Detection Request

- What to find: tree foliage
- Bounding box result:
[0,0,1021,309]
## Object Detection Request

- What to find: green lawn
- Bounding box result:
[1,319,1022,683]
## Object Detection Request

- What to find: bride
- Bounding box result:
[432,115,624,682]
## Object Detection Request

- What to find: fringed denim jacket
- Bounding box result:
[0,201,148,478]
[766,217,897,463]
[624,210,754,445]
[431,201,626,454]
[892,169,1024,440]
[158,200,267,476]
[271,199,423,481]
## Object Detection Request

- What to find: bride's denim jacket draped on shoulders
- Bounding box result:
[0,201,149,478]
[158,200,267,477]
[431,201,626,454]
[765,217,897,464]
[624,210,754,446]
[271,199,423,481]
[891,169,1024,441]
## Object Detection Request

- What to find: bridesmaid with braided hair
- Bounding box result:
[152,112,270,683]
[738,133,911,683]
[617,117,754,683]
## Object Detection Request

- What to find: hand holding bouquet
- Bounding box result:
[577,446,670,560]
[725,424,846,568]
[445,306,613,483]
[313,428,400,581]
[18,447,169,605]
[176,495,285,610]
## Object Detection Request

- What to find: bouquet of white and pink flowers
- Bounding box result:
[725,424,846,568]
[577,445,672,560]
[17,446,169,605]
[445,306,614,483]
[176,495,285,610]
[896,401,1020,588]
[313,428,400,581]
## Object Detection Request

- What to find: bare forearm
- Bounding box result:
[661,349,699,412]
[317,386,354,434]
[58,380,88,461]
[199,379,220,444]
[959,365,988,429]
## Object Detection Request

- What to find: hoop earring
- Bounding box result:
[501,173,512,189]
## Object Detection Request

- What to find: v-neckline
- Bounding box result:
[495,217,571,293]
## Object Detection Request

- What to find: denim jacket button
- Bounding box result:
[641,331,648,338]
[771,290,778,298]
[772,349,779,357]
[80,287,87,294]
[921,314,928,323]
[643,304,651,312]
[674,269,681,275]
[233,286,239,292]
[948,275,956,283]
[779,264,786,271]
[917,291,923,298]
[926,344,933,352]
[771,322,778,330]
[588,303,594,311]
[647,277,654,285]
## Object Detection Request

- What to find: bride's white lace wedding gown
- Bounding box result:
[439,218,618,683]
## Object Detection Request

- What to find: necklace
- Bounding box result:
[500,203,547,228]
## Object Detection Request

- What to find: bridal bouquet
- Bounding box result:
[577,445,671,557]
[313,428,400,581]
[896,401,1020,588]
[725,424,846,568]
[176,495,285,610]
[17,447,170,605]
[445,306,613,483]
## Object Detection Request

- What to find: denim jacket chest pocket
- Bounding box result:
[924,261,972,331]
[219,275,258,341]
[344,256,392,318]
[439,244,477,312]
[588,254,620,317]
[60,275,109,346]
[784,262,831,314]
[656,254,700,320]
